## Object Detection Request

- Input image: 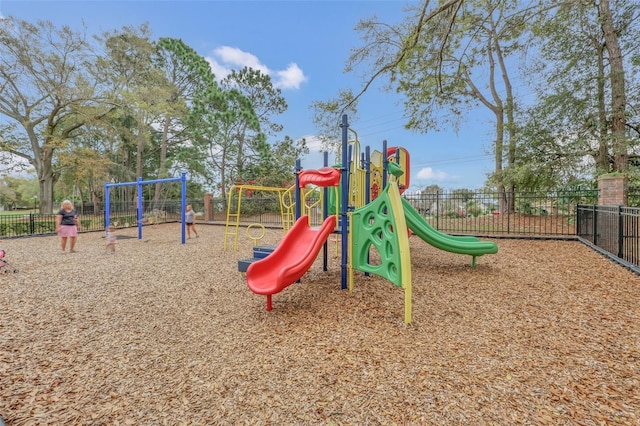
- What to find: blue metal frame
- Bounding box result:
[340,114,349,290]
[104,172,188,244]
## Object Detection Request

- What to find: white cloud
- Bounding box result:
[213,46,269,74]
[274,63,307,89]
[416,167,450,181]
[205,46,307,90]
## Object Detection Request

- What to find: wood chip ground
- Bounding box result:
[0,224,639,425]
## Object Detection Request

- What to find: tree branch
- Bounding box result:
[342,0,464,113]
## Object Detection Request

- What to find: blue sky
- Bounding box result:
[1,0,497,191]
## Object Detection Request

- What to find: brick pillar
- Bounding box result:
[204,193,214,221]
[598,174,628,206]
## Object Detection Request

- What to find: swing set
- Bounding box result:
[104,173,188,244]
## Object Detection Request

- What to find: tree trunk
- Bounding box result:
[595,40,610,172]
[38,162,56,214]
[599,0,628,173]
[495,33,516,214]
[136,124,145,205]
[494,109,507,213]
[219,162,227,202]
[92,190,102,215]
[33,139,58,214]
[153,116,171,209]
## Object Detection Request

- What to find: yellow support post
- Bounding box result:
[223,185,243,251]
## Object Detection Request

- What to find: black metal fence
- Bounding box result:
[577,204,640,270]
[3,192,640,273]
[628,187,640,207]
[215,189,598,236]
[0,199,204,238]
[400,189,598,237]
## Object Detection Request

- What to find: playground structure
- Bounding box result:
[223,180,329,251]
[223,184,295,251]
[104,173,188,244]
[243,115,498,324]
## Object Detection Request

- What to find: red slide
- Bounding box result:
[246,215,336,311]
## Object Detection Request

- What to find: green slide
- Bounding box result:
[401,198,498,258]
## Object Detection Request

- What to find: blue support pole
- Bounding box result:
[364,146,371,277]
[323,151,329,271]
[104,175,187,242]
[340,114,349,290]
[105,185,111,230]
[181,172,187,244]
[137,177,143,240]
[382,140,388,189]
[365,146,371,205]
[295,159,302,220]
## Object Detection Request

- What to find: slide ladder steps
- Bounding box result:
[238,245,277,273]
[223,201,241,250]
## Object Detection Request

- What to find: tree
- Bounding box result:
[245,136,309,187]
[95,25,173,184]
[521,0,639,184]
[599,0,630,173]
[0,175,38,210]
[310,90,359,157]
[151,37,214,206]
[220,68,285,183]
[187,85,258,199]
[55,134,112,212]
[450,188,475,203]
[0,18,110,213]
[0,178,18,210]
[417,184,443,215]
[315,0,529,212]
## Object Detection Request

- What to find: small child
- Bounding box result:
[105,225,117,253]
[185,205,199,239]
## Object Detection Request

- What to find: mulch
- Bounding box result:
[0,223,638,425]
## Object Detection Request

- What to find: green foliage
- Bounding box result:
[521,0,639,183]
[0,17,101,213]
[0,176,39,209]
[244,136,308,187]
[34,220,56,234]
[450,189,474,203]
[310,89,358,157]
[237,196,282,216]
[465,201,484,218]
[110,214,137,227]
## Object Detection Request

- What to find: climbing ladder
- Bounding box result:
[223,184,295,251]
[281,185,296,232]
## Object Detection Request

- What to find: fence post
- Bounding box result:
[436,191,440,230]
[592,204,598,246]
[30,213,35,235]
[507,191,511,234]
[577,204,582,236]
[618,205,624,259]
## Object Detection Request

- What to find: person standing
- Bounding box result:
[105,225,117,254]
[185,204,199,239]
[56,200,80,253]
